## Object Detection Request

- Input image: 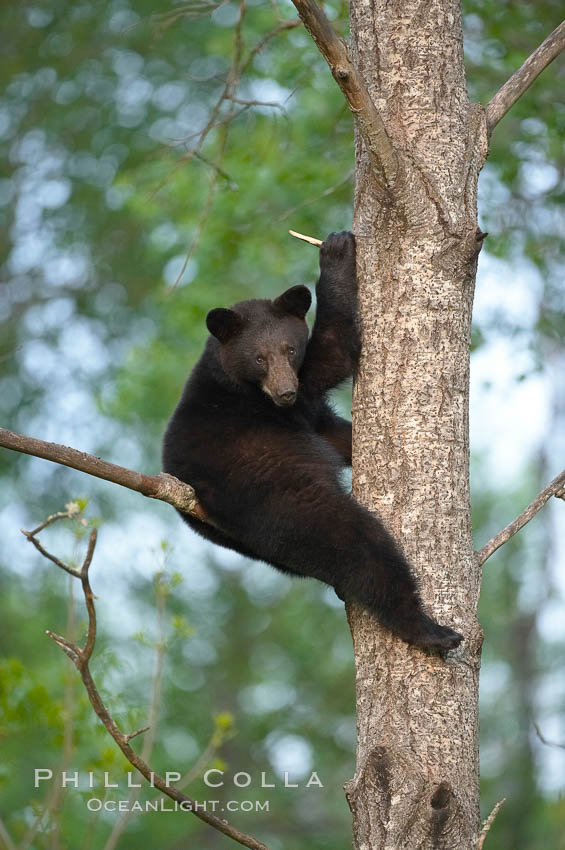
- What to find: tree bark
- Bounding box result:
[346,1,487,847]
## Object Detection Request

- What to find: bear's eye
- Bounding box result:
[256,355,265,365]
[288,346,296,356]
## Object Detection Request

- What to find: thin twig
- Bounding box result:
[170,1,245,288]
[148,3,245,203]
[289,229,322,246]
[486,20,565,132]
[26,507,81,537]
[477,797,506,849]
[193,150,237,184]
[153,1,225,28]
[476,468,565,565]
[0,817,16,850]
[81,529,98,664]
[278,168,354,221]
[149,3,298,219]
[290,0,398,188]
[22,531,82,578]
[33,511,270,850]
[177,737,220,790]
[172,123,230,288]
[533,721,565,750]
[228,96,285,110]
[21,504,85,578]
[240,18,301,74]
[125,726,151,742]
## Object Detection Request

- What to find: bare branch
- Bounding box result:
[34,510,271,850]
[26,506,82,537]
[477,468,565,566]
[0,427,209,522]
[77,666,272,850]
[534,721,565,750]
[290,0,397,188]
[486,20,565,133]
[240,18,301,74]
[149,1,245,204]
[82,528,98,574]
[153,1,225,28]
[81,530,98,664]
[477,798,506,850]
[149,3,298,221]
[289,229,322,246]
[229,96,286,110]
[22,530,83,578]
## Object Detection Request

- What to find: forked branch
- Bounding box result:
[290,0,397,188]
[477,468,565,566]
[23,511,270,850]
[486,20,565,133]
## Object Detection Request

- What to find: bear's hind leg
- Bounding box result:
[216,478,462,651]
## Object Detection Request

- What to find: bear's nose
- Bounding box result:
[277,389,297,405]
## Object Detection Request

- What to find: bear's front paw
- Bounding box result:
[320,231,356,270]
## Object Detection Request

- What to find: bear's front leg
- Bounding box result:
[317,230,358,316]
[300,231,360,395]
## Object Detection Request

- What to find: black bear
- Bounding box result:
[163,232,462,651]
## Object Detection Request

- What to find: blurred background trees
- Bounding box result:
[0,1,564,847]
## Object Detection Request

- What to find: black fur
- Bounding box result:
[162,232,462,651]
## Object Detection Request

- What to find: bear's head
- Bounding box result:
[206,286,311,407]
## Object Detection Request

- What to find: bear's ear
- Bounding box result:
[206,308,244,343]
[273,285,312,320]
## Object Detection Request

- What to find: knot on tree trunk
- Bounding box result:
[345,745,466,848]
[430,781,454,847]
[345,744,428,845]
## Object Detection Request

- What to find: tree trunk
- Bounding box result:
[346,1,488,847]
